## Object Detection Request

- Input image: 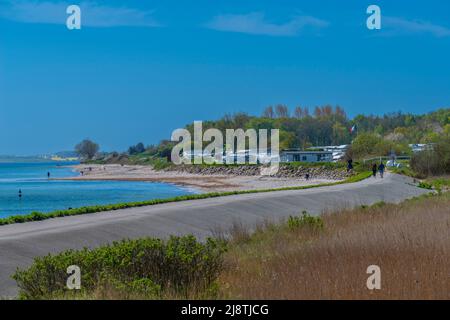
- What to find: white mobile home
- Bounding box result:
[280,150,333,163]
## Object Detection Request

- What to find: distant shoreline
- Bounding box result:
[0,159,79,164]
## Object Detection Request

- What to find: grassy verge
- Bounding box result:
[0,171,372,226]
[217,192,450,299]
[389,165,419,178]
[419,176,450,192]
[14,192,449,300]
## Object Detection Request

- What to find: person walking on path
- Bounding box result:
[372,163,377,178]
[347,159,353,173]
[378,162,385,178]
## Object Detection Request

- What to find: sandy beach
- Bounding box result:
[59,164,338,193]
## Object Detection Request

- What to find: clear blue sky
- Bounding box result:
[0,0,449,155]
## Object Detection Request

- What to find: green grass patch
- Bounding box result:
[287,211,324,231]
[422,177,450,193]
[418,181,433,190]
[390,165,420,178]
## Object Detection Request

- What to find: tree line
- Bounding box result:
[74,106,450,163]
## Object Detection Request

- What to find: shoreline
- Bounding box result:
[57,164,340,193]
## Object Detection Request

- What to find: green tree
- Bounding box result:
[279,130,297,150]
[262,106,275,118]
[75,139,99,160]
[351,133,381,158]
[332,122,349,145]
[444,124,450,137]
[128,142,145,155]
[275,104,289,118]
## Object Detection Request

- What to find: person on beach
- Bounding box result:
[378,162,385,178]
[372,163,377,178]
[347,159,353,173]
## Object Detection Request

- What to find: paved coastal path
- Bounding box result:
[0,173,429,297]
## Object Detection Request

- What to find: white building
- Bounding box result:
[409,144,433,153]
[280,150,333,163]
[307,145,349,162]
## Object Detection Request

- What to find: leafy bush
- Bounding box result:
[149,157,171,170]
[351,133,381,158]
[13,235,226,300]
[351,132,411,159]
[288,211,324,231]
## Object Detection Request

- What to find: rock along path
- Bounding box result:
[0,173,429,297]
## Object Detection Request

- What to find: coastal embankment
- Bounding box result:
[0,173,430,297]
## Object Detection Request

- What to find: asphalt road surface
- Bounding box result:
[0,173,430,297]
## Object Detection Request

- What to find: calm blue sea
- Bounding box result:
[0,162,197,218]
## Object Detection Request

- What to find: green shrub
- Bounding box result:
[351,132,412,159]
[148,157,171,170]
[371,201,386,208]
[287,211,324,231]
[13,235,227,300]
[418,182,433,190]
